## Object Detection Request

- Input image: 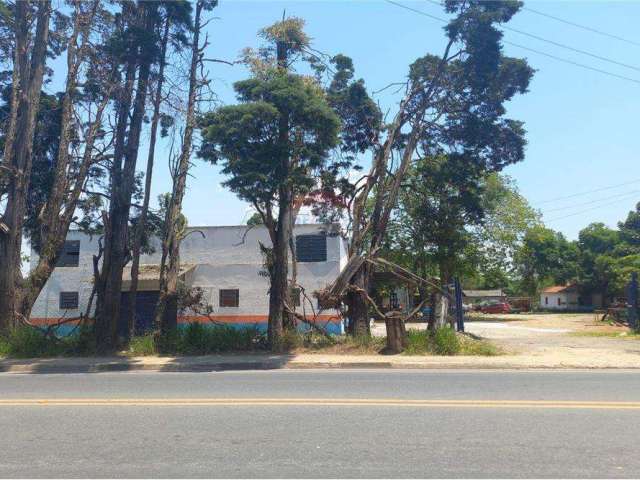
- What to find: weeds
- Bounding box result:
[128,334,156,356]
[572,330,640,339]
[403,327,500,356]
[0,325,95,358]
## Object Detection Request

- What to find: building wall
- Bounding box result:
[540,292,579,310]
[30,224,346,333]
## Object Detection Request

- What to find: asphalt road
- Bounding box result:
[2,370,640,478]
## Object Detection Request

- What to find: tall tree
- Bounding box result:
[0,0,52,331]
[128,1,191,340]
[18,1,114,322]
[154,0,212,345]
[95,1,163,351]
[332,0,534,336]
[514,225,577,297]
[199,18,340,349]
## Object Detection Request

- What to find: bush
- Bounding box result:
[0,336,9,357]
[128,334,156,356]
[403,327,462,356]
[431,326,460,355]
[176,323,265,355]
[5,326,56,358]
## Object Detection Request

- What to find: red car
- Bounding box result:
[480,302,511,314]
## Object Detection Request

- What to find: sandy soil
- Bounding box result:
[373,313,640,368]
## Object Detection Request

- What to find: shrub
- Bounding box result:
[430,326,461,355]
[61,325,96,356]
[0,336,10,357]
[1,325,97,358]
[5,326,56,358]
[128,334,156,356]
[404,329,429,355]
[177,323,265,354]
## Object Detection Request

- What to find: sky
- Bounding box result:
[92,0,640,240]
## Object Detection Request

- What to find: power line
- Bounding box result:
[503,42,640,86]
[545,195,638,222]
[421,0,640,72]
[540,189,640,214]
[535,179,640,205]
[522,6,640,48]
[385,0,640,86]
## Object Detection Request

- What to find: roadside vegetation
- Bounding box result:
[0,324,499,358]
[571,331,640,340]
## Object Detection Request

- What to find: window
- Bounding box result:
[56,240,80,267]
[558,297,561,306]
[295,235,327,263]
[59,292,79,310]
[545,296,548,305]
[219,289,239,307]
[291,288,301,307]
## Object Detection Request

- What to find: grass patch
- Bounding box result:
[404,327,500,356]
[127,323,268,356]
[572,330,640,339]
[0,325,95,358]
[128,334,156,356]
[293,331,386,355]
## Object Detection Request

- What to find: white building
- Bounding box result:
[540,285,579,310]
[30,224,348,335]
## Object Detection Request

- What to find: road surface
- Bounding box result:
[2,369,640,478]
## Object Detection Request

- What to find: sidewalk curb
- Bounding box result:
[2,358,639,374]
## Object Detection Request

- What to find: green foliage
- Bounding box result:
[176,323,266,355]
[4,327,52,358]
[200,72,340,207]
[382,0,534,290]
[404,328,499,356]
[128,334,156,356]
[0,325,95,358]
[430,326,461,355]
[619,202,640,252]
[515,225,578,296]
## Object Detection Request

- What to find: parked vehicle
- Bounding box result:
[480,301,511,314]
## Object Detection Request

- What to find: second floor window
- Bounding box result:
[56,240,80,267]
[295,235,327,263]
[219,289,239,308]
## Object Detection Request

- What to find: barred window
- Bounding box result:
[219,289,239,308]
[56,240,80,267]
[59,292,79,310]
[295,235,327,263]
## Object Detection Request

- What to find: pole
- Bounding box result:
[454,277,464,332]
[627,272,638,331]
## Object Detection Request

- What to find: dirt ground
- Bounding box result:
[373,312,640,368]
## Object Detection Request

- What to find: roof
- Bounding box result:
[121,264,196,291]
[541,285,577,294]
[463,289,504,298]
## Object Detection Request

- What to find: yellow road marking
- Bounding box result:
[1,398,640,409]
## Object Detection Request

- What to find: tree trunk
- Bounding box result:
[155,0,203,345]
[129,17,170,340]
[96,3,155,351]
[267,36,293,350]
[384,316,407,353]
[346,266,370,337]
[17,1,103,323]
[0,0,51,332]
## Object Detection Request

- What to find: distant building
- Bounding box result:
[29,224,348,335]
[540,285,579,310]
[462,289,506,304]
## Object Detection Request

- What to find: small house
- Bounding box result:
[540,285,579,310]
